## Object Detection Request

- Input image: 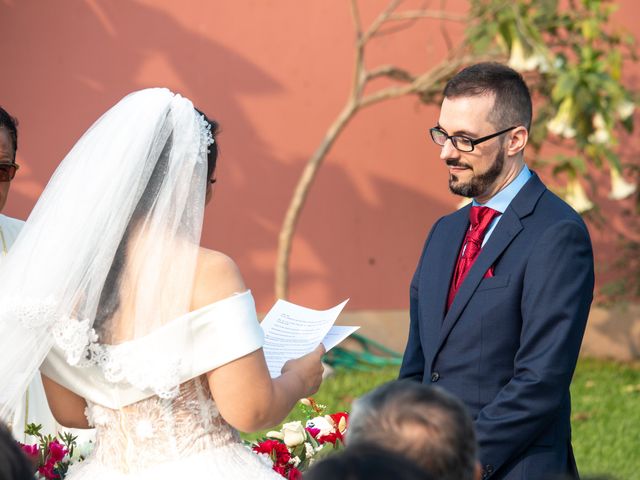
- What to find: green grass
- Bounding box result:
[571,358,640,479]
[244,359,640,478]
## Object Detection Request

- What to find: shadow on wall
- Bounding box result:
[2,1,452,312]
[3,0,281,216]
[223,155,451,311]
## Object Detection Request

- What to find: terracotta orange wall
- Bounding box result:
[0,0,637,312]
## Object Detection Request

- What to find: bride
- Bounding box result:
[0,88,324,478]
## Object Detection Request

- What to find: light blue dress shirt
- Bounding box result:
[472,165,532,246]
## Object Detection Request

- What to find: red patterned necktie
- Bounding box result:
[447,206,501,309]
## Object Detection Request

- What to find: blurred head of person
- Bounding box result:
[304,442,433,480]
[0,423,35,480]
[0,106,19,213]
[348,380,481,480]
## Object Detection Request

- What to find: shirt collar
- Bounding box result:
[472,165,532,213]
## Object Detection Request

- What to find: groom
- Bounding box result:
[399,63,594,480]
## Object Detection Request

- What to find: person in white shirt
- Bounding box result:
[0,105,93,446]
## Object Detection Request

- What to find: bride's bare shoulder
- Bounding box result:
[192,248,247,309]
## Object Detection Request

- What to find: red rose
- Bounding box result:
[273,464,287,476]
[253,439,291,465]
[329,412,349,433]
[288,466,303,480]
[317,412,348,444]
[316,431,341,444]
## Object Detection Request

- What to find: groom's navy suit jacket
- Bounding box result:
[399,174,594,480]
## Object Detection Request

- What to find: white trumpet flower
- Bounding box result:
[564,178,594,213]
[616,100,635,120]
[588,113,610,145]
[508,38,550,72]
[608,168,636,200]
[547,99,577,139]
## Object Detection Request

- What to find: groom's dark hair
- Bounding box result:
[444,62,532,132]
[347,381,477,480]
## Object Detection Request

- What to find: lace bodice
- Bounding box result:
[84,376,239,473]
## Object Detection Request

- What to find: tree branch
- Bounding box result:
[385,10,467,23]
[366,65,415,82]
[362,0,403,43]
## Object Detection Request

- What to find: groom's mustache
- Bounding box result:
[446,159,472,169]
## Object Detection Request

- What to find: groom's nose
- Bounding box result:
[439,139,459,161]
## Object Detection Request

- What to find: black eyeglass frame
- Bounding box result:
[429,126,518,152]
[0,162,19,182]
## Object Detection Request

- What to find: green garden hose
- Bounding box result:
[323,333,403,371]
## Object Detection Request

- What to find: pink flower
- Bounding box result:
[305,426,320,438]
[38,462,60,480]
[47,439,68,463]
[20,443,39,458]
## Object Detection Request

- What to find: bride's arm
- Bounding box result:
[195,249,324,433]
[40,374,90,429]
[207,345,324,432]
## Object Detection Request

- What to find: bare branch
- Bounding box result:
[362,0,403,43]
[275,101,359,299]
[349,0,363,40]
[385,10,467,23]
[349,0,368,102]
[439,0,454,51]
[359,52,503,109]
[366,65,415,82]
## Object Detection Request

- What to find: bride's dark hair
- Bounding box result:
[94,108,219,340]
[195,108,219,180]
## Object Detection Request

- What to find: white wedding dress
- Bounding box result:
[0,88,282,479]
[41,291,281,479]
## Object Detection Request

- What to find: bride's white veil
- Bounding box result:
[0,88,211,421]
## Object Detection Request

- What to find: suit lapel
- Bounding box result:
[433,173,546,357]
[422,206,470,370]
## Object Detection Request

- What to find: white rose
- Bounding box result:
[266,430,284,440]
[306,416,335,437]
[282,421,307,447]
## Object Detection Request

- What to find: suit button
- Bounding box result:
[484,464,494,475]
[430,372,440,382]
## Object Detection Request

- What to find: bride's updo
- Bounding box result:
[196,108,219,182]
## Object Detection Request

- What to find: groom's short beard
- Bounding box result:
[448,145,506,198]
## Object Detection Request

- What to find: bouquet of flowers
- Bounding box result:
[18,423,91,479]
[251,398,348,479]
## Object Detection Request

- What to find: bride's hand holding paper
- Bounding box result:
[281,344,326,398]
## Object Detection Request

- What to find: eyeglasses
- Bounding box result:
[0,162,19,182]
[429,126,518,152]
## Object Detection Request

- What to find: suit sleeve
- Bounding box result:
[475,219,594,475]
[399,218,442,382]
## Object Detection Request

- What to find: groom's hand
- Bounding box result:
[281,344,326,398]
